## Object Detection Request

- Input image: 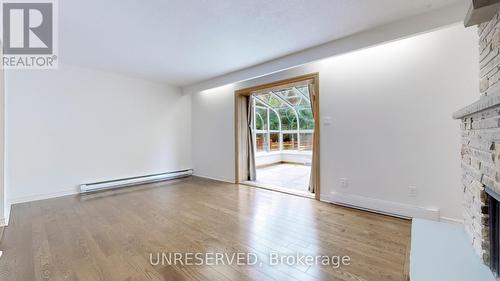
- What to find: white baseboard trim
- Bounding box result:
[193,174,236,184]
[4,187,80,226]
[4,173,198,226]
[321,192,440,221]
[8,188,79,206]
[4,206,9,226]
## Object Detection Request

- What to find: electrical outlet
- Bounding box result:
[408,186,418,197]
[340,178,349,188]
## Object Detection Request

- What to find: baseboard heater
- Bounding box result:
[79,169,193,193]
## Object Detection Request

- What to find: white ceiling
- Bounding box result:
[59,0,461,86]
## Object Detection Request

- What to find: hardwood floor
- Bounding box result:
[0,177,411,281]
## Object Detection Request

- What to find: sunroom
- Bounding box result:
[250,84,314,193]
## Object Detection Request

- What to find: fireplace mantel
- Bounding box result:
[454,88,500,119]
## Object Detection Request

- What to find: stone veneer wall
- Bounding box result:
[479,13,500,96]
[454,11,500,264]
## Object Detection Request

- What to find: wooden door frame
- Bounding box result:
[234,73,321,200]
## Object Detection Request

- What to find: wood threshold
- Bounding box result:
[239,180,315,199]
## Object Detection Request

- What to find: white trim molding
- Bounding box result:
[322,192,440,221]
[8,187,78,206]
[192,174,236,184]
[4,187,79,226]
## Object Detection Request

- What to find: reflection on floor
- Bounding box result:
[255,163,312,195]
[0,177,411,280]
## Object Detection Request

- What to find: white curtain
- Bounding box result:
[308,84,317,194]
[247,96,256,181]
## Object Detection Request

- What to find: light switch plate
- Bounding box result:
[340,178,349,188]
[408,186,418,197]
[323,117,332,126]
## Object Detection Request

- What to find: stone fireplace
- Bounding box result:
[454,11,500,276]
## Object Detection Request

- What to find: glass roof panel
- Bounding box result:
[258,93,285,108]
[253,84,310,109]
[255,99,266,107]
[273,87,310,107]
[295,85,309,96]
[294,86,311,106]
[274,89,300,106]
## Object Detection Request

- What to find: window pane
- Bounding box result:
[255,99,266,107]
[274,88,310,106]
[278,108,297,130]
[270,133,280,151]
[298,107,314,130]
[295,85,309,96]
[269,110,280,130]
[255,112,263,130]
[258,93,284,108]
[276,89,301,105]
[255,107,267,130]
[255,133,267,152]
[299,133,313,151]
[282,133,298,150]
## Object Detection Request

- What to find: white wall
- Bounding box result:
[0,65,4,226]
[5,64,191,214]
[191,84,235,182]
[189,24,479,221]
